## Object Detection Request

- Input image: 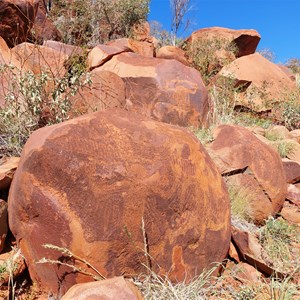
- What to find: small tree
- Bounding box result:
[170,0,191,46]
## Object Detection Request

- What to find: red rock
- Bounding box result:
[277,64,296,81]
[232,262,261,283]
[8,109,231,295]
[61,277,143,300]
[186,27,261,57]
[286,184,300,206]
[207,125,287,219]
[87,44,131,70]
[288,129,300,143]
[281,202,300,225]
[156,46,189,66]
[0,37,27,107]
[0,248,26,285]
[30,0,62,43]
[131,21,151,42]
[69,70,126,114]
[43,41,84,58]
[229,242,240,262]
[97,52,209,127]
[227,173,273,223]
[217,53,296,111]
[0,157,20,190]
[282,159,300,184]
[0,200,8,253]
[107,38,154,58]
[11,42,67,78]
[286,140,300,164]
[265,125,290,140]
[0,0,39,48]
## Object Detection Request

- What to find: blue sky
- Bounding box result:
[148,0,299,63]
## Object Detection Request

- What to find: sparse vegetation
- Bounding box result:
[259,217,300,271]
[185,37,238,85]
[0,61,91,156]
[49,0,150,46]
[227,183,254,222]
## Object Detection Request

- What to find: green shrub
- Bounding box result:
[50,0,150,46]
[185,37,238,85]
[0,64,91,156]
[280,90,300,130]
[259,218,299,271]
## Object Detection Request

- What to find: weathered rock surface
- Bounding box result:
[217,53,296,111]
[0,0,38,47]
[282,159,300,184]
[9,109,231,295]
[69,70,126,114]
[288,129,300,143]
[30,0,62,43]
[207,125,287,222]
[61,277,143,300]
[0,200,8,253]
[87,44,132,70]
[97,52,209,127]
[43,40,84,58]
[281,202,300,225]
[107,38,155,58]
[156,46,189,66]
[186,27,261,57]
[286,140,300,164]
[11,42,67,77]
[0,157,20,190]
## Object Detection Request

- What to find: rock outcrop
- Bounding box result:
[96,52,209,127]
[9,109,231,295]
[186,27,261,57]
[0,0,39,47]
[207,124,287,223]
[216,53,296,111]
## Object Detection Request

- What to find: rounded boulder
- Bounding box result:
[8,109,230,295]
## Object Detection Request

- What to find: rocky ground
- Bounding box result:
[0,0,300,299]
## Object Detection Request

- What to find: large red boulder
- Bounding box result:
[8,109,231,295]
[216,53,296,111]
[11,42,67,78]
[96,52,209,127]
[207,124,287,223]
[0,0,39,47]
[186,27,261,57]
[69,70,126,114]
[30,0,62,43]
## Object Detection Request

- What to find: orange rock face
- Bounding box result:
[97,52,209,127]
[0,0,38,47]
[156,46,189,66]
[30,1,62,43]
[8,109,231,295]
[61,277,144,300]
[11,42,67,78]
[207,125,287,223]
[186,27,261,57]
[69,70,126,114]
[107,38,155,58]
[217,53,296,111]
